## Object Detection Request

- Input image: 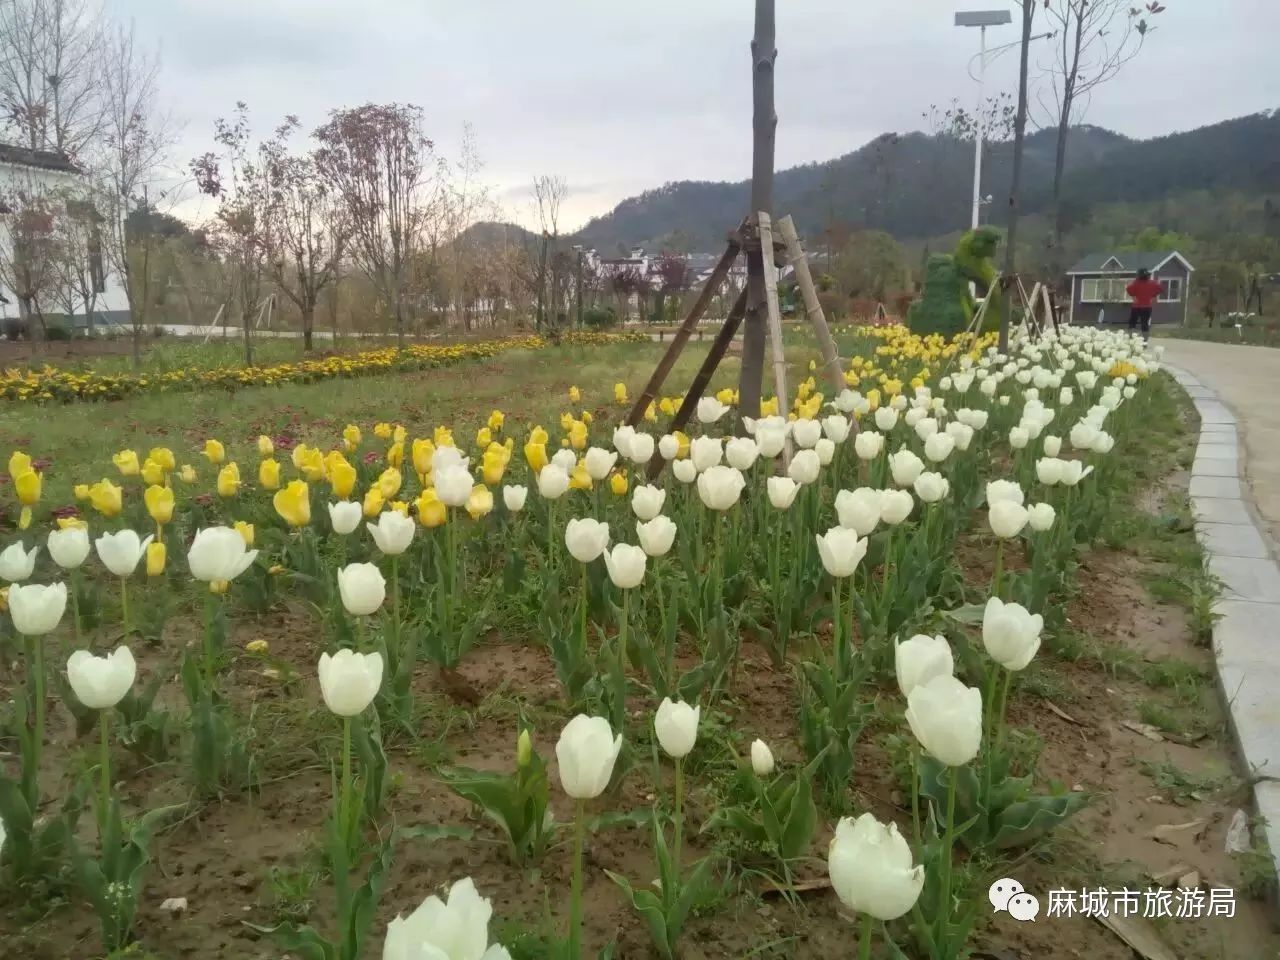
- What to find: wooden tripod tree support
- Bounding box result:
[776,215,844,397]
[757,212,793,466]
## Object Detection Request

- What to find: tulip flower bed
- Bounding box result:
[1,325,1274,960]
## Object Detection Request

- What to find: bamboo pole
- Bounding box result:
[757,212,792,466]
[777,215,843,396]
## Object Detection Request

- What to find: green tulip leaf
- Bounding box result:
[991,791,1090,850]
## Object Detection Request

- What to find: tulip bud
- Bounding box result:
[584,447,618,481]
[0,541,39,582]
[923,432,954,463]
[146,540,167,577]
[658,434,679,460]
[1027,502,1056,532]
[821,415,851,444]
[905,674,982,766]
[986,479,1024,506]
[988,500,1029,539]
[503,485,528,512]
[8,581,67,635]
[328,500,363,534]
[628,432,655,465]
[888,449,924,488]
[337,562,386,617]
[874,407,898,431]
[835,487,881,537]
[724,437,760,472]
[47,526,90,570]
[750,739,774,777]
[1008,426,1029,450]
[1035,457,1063,486]
[894,633,954,697]
[636,515,677,558]
[815,526,868,578]
[435,465,473,508]
[603,543,647,589]
[318,649,383,717]
[555,714,623,800]
[982,596,1043,671]
[767,476,799,510]
[787,449,821,486]
[367,510,417,555]
[815,437,835,466]
[690,436,723,473]
[94,530,153,578]
[565,518,610,563]
[853,430,884,461]
[188,526,259,584]
[913,471,949,504]
[697,465,746,511]
[878,489,914,526]
[654,697,700,759]
[517,729,532,768]
[828,813,925,921]
[67,645,136,709]
[672,458,697,484]
[536,463,571,500]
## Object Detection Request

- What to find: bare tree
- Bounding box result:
[531,174,566,330]
[314,103,434,347]
[48,185,103,328]
[0,0,104,157]
[260,117,345,351]
[924,93,1016,143]
[444,123,486,330]
[1035,0,1166,250]
[0,178,61,337]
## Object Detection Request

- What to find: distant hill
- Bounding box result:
[534,111,1280,253]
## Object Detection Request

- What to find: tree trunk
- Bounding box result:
[1049,102,1072,254]
[998,1,1035,352]
[739,0,777,421]
[536,234,549,331]
[302,304,315,352]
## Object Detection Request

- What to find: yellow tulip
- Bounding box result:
[329,458,357,499]
[559,412,574,431]
[614,382,628,404]
[141,458,165,486]
[15,469,41,506]
[363,487,385,518]
[145,484,174,524]
[297,447,326,482]
[524,441,548,474]
[476,427,492,448]
[179,465,197,484]
[273,480,311,527]
[146,540,166,576]
[218,463,241,498]
[234,521,255,547]
[291,443,311,471]
[390,500,410,516]
[148,447,176,472]
[487,409,505,432]
[393,424,407,444]
[481,452,506,486]
[610,471,628,496]
[18,506,30,530]
[529,425,548,446]
[569,385,581,404]
[466,484,494,520]
[412,438,435,478]
[715,387,735,405]
[258,435,274,457]
[113,449,140,476]
[343,424,362,451]
[808,359,817,372]
[73,483,90,501]
[89,479,123,517]
[57,516,87,530]
[760,396,780,417]
[644,402,657,422]
[568,421,588,451]
[373,422,392,440]
[203,439,225,464]
[386,441,405,469]
[377,467,402,499]
[8,450,31,479]
[246,639,269,655]
[582,411,594,426]
[569,463,592,490]
[433,425,454,447]
[673,431,691,459]
[415,488,446,528]
[659,397,676,417]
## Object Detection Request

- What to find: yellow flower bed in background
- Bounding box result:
[0,331,648,404]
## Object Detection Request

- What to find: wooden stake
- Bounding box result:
[757,212,792,466]
[625,235,742,427]
[777,215,843,396]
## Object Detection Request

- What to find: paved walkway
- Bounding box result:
[1160,342,1280,895]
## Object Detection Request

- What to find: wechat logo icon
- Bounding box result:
[990,878,1040,922]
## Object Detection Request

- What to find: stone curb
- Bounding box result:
[1165,363,1280,897]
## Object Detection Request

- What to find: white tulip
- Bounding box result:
[565,518,610,563]
[337,562,386,616]
[628,432,656,465]
[1069,422,1099,451]
[815,526,868,578]
[787,449,821,485]
[1035,457,1064,486]
[905,674,982,766]
[583,447,618,481]
[828,813,925,921]
[67,645,136,709]
[8,581,67,635]
[815,438,835,466]
[551,448,578,473]
[696,396,729,424]
[980,378,998,398]
[503,485,528,512]
[923,432,955,463]
[1027,502,1056,532]
[672,458,698,484]
[854,431,884,460]
[1043,435,1062,457]
[945,421,974,451]
[556,714,623,799]
[94,530,153,578]
[1059,387,1074,406]
[631,484,666,522]
[382,877,512,960]
[767,476,799,510]
[879,489,914,526]
[690,436,723,473]
[318,649,383,716]
[431,446,469,474]
[904,407,927,429]
[658,434,680,460]
[755,424,789,459]
[1059,459,1093,486]
[986,479,1024,506]
[962,408,988,430]
[791,418,822,449]
[654,698,699,759]
[47,526,90,570]
[613,425,636,460]
[0,541,39,582]
[636,516,677,557]
[913,471,949,504]
[435,465,474,507]
[989,500,1029,539]
[696,465,746,511]
[821,415,851,444]
[1008,426,1029,450]
[603,543,647,589]
[1091,431,1115,454]
[982,596,1043,671]
[1075,371,1098,390]
[537,464,571,500]
[913,417,939,442]
[724,437,759,472]
[1122,385,1137,400]
[874,407,899,431]
[894,634,954,697]
[750,739,775,777]
[835,488,881,537]
[328,500,363,534]
[888,449,924,488]
[367,511,416,556]
[187,526,260,582]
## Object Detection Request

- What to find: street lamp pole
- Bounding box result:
[955,10,1010,231]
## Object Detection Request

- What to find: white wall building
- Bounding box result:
[0,143,130,332]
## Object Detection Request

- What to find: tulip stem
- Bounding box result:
[995,668,1013,751]
[656,566,672,694]
[391,555,400,640]
[991,540,1005,601]
[203,591,217,692]
[70,569,82,646]
[673,755,684,880]
[936,767,958,950]
[120,578,130,637]
[611,589,629,733]
[26,633,45,808]
[831,577,844,679]
[340,716,353,848]
[858,911,873,960]
[99,707,111,835]
[570,798,586,960]
[910,745,922,849]
[580,563,589,661]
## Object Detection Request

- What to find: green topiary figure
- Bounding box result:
[907,226,1002,337]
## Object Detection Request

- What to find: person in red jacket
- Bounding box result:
[1126,268,1162,342]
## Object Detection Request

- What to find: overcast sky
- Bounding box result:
[108,0,1280,232]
